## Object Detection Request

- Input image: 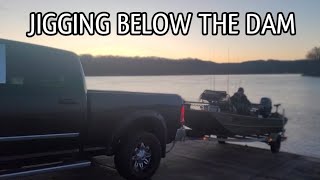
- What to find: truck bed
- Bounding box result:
[85,90,183,149]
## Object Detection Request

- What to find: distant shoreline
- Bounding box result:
[85,73,301,77]
[302,72,320,77]
[80,55,320,76]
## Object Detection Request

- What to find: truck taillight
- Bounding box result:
[180,105,185,125]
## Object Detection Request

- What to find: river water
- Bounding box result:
[86,74,320,158]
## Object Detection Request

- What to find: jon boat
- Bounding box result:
[184,90,288,153]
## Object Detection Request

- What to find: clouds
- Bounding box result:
[0,0,319,62]
[0,5,7,11]
[0,0,8,11]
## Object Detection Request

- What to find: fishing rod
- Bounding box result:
[227,48,230,94]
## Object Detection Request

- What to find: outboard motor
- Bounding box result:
[259,97,272,118]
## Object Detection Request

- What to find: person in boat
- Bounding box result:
[230,87,251,115]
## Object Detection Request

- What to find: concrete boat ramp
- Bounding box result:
[14,141,320,180]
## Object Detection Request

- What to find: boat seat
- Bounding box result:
[274,104,281,113]
[274,103,281,108]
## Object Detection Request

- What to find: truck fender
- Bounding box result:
[112,110,168,157]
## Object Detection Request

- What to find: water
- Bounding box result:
[86,74,320,158]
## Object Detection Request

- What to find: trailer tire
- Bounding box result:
[114,132,162,180]
[270,135,281,153]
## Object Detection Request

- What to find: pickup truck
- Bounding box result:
[0,39,184,179]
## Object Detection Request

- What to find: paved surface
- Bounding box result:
[15,141,320,180]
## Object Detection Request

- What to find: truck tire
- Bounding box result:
[270,135,281,153]
[114,132,162,180]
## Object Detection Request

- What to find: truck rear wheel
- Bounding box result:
[114,132,162,180]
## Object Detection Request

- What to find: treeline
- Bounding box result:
[80,55,320,76]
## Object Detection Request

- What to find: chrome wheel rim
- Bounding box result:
[132,142,152,172]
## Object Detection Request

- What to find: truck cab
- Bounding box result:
[0,39,184,179]
[0,40,87,157]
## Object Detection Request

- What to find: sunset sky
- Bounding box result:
[0,0,319,62]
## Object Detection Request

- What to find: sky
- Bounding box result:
[0,0,319,62]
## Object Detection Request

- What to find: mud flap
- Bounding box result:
[175,126,192,141]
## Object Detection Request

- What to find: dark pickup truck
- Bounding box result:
[0,39,184,179]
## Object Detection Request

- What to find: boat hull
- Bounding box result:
[185,109,287,137]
